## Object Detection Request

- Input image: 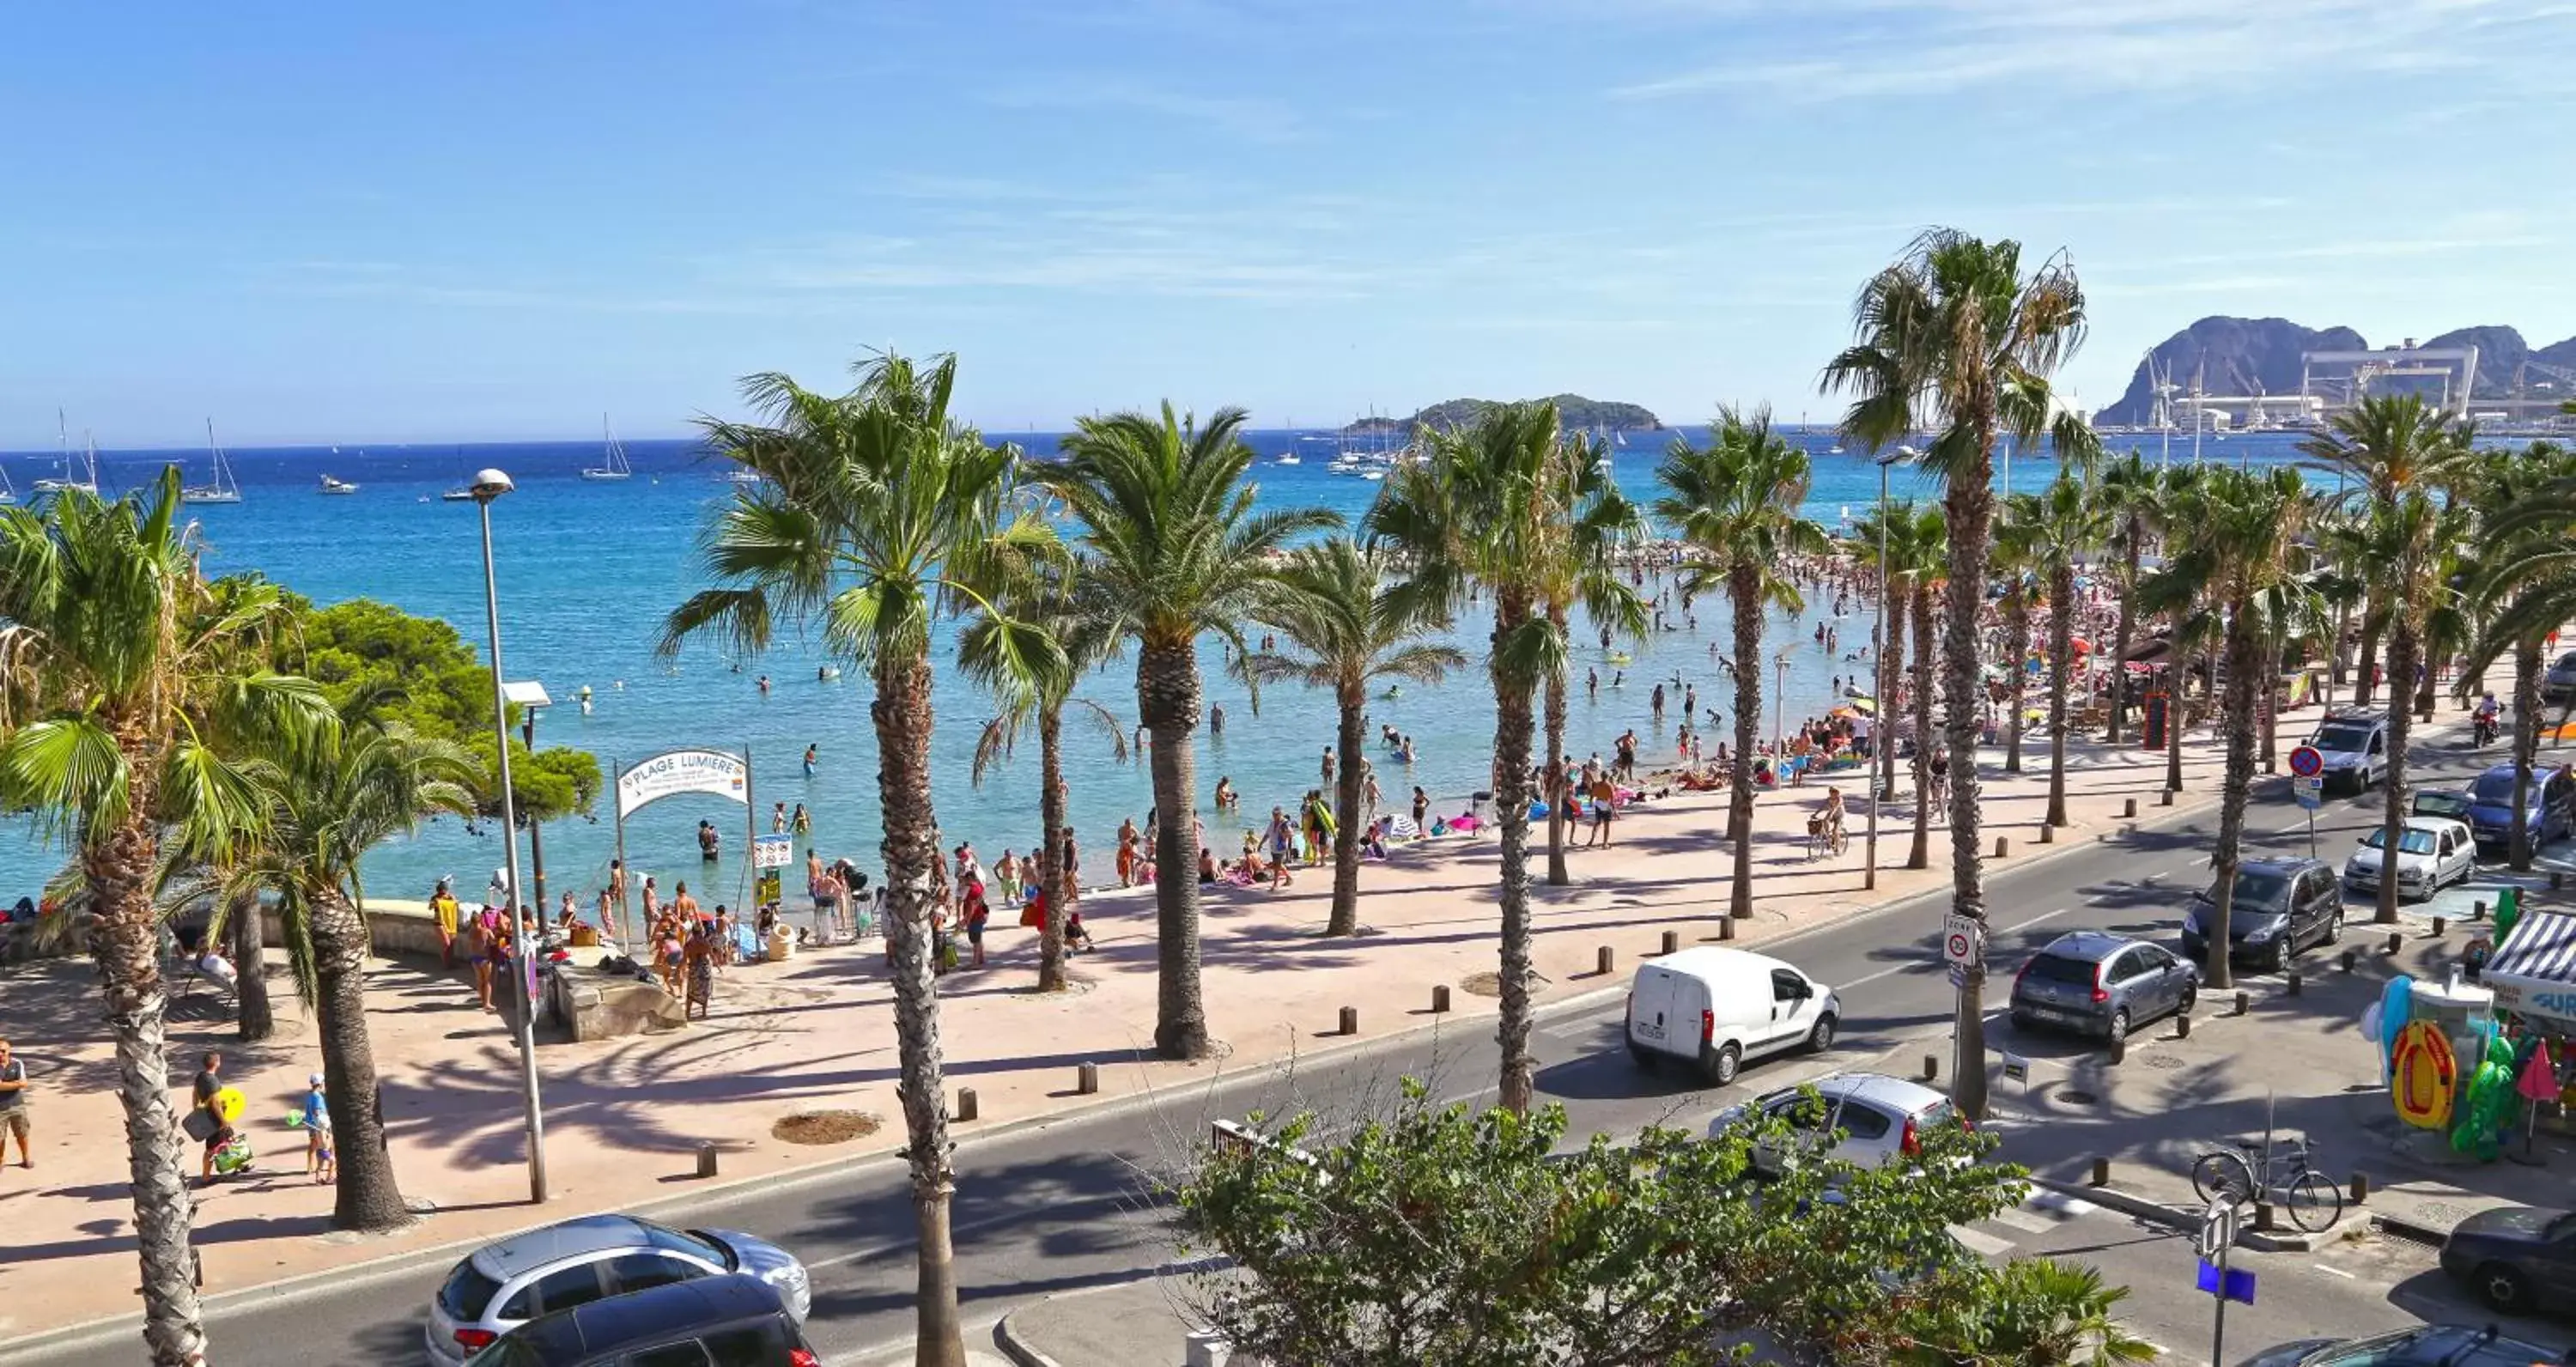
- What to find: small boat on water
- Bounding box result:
[1275,453,1301,465]
[33,414,100,495]
[0,459,15,505]
[582,414,634,482]
[318,474,361,495]
[181,419,243,505]
[440,487,477,502]
[720,469,764,486]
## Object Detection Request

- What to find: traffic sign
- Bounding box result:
[2287,745,2324,779]
[2195,1258,2257,1305]
[2196,1200,2239,1260]
[1942,914,1983,968]
[2293,775,2324,811]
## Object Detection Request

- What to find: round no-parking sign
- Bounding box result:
[2287,744,2324,778]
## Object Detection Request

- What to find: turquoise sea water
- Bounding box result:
[0,428,2314,914]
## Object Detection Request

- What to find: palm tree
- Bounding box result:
[1536,434,1647,886]
[1856,502,1948,870]
[2097,452,2158,745]
[1906,1258,2156,1366]
[2460,443,2576,872]
[2020,472,2110,827]
[1369,400,1600,1110]
[1823,228,2095,1120]
[1992,496,2039,775]
[221,708,477,1230]
[0,470,332,1367]
[1655,409,1829,918]
[1043,404,1338,1060]
[660,353,1057,1367]
[1242,538,1467,935]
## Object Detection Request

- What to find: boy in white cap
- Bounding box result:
[301,1072,334,1184]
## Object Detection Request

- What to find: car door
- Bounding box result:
[2440,827,2470,885]
[2099,948,2148,1018]
[2303,868,2338,945]
[2550,772,2576,842]
[1764,969,1812,1053]
[2135,945,2187,1012]
[491,1261,610,1334]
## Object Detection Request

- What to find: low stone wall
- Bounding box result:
[259,898,447,962]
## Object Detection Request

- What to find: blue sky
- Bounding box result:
[3,1,2571,447]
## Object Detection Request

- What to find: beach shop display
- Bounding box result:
[2390,1021,2458,1130]
[2364,963,2539,1159]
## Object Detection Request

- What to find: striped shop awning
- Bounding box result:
[2486,910,2576,1029]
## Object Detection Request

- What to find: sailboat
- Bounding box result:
[32,411,99,495]
[181,419,244,504]
[581,414,634,482]
[0,458,15,505]
[440,448,478,501]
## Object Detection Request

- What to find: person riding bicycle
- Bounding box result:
[1807,787,1847,851]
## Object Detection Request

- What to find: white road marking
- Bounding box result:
[2313,1262,2357,1279]
[1990,1206,2057,1234]
[1947,1223,2016,1257]
[2026,1189,2099,1217]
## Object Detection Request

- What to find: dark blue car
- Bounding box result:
[2464,762,2576,851]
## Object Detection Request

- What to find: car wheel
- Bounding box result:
[1806,1014,1838,1053]
[2473,1262,2532,1315]
[2010,1010,2037,1033]
[1701,1041,1741,1086]
[2178,981,2197,1015]
[2107,1007,2130,1041]
[2324,910,2343,945]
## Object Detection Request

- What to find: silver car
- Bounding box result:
[425,1214,811,1364]
[2008,930,2199,1040]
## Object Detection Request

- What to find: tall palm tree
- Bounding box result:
[1854,502,1948,870]
[660,353,1058,1367]
[1043,404,1337,1060]
[1656,409,1829,916]
[2020,472,2110,827]
[2459,443,2576,872]
[221,708,477,1230]
[1242,538,1467,935]
[1369,400,1603,1110]
[2097,452,2158,745]
[0,470,331,1367]
[2149,466,2308,989]
[960,549,1127,993]
[1536,434,1647,886]
[1823,228,2095,1120]
[1992,496,2039,775]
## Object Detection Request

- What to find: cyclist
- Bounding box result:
[1808,787,1848,855]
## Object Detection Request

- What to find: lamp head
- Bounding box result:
[1883,446,1919,466]
[470,469,516,501]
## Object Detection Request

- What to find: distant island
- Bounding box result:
[2093,318,2576,426]
[1344,394,1663,434]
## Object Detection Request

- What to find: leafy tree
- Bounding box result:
[1896,1257,2156,1365]
[0,469,335,1366]
[2095,452,2159,745]
[1242,538,1466,936]
[1176,1078,2101,1366]
[660,352,1060,1367]
[1655,407,1829,918]
[1042,404,1338,1059]
[2458,442,2576,872]
[1824,229,2095,1121]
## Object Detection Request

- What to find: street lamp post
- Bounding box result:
[471,468,550,1206]
[519,701,548,910]
[1867,447,1918,893]
[1772,652,1789,761]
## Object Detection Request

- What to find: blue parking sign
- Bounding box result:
[2196,1259,2257,1305]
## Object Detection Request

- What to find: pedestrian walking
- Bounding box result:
[428,878,462,969]
[301,1072,335,1184]
[0,1037,31,1170]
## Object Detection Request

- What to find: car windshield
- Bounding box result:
[2021,953,2096,984]
[2311,724,2373,750]
[2300,1324,2561,1365]
[641,1220,735,1270]
[438,1259,502,1321]
[2470,772,2522,804]
[2414,792,2472,817]
[2363,829,2437,854]
[2230,870,2291,907]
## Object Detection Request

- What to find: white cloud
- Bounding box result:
[979,80,1302,142]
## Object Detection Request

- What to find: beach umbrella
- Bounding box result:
[2554,720,2576,742]
[1844,696,1875,714]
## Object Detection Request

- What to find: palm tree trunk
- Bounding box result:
[1544,605,1571,887]
[1942,443,1996,1124]
[2003,585,2029,774]
[2415,630,2439,723]
[307,889,409,1230]
[2046,562,2074,826]
[1493,591,1540,1114]
[1910,586,1934,871]
[1328,684,1366,937]
[1138,640,1211,1060]
[228,887,274,1043]
[872,650,965,1367]
[2106,536,2139,744]
[1880,588,1905,805]
[2512,639,2541,872]
[2258,633,2282,773]
[1036,706,1068,993]
[2166,640,2190,793]
[2354,604,2385,708]
[2204,598,2263,990]
[1728,564,1761,919]
[2377,616,2418,925]
[87,804,209,1367]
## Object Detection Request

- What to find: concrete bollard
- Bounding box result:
[1183,1331,1232,1367]
[1995,836,2011,859]
[1661,930,1680,956]
[2160,789,2176,806]
[2235,990,2251,1017]
[956,1088,980,1123]
[2253,1200,2276,1232]
[2176,1011,2192,1039]
[2038,823,2055,845]
[2123,797,2138,818]
[1717,917,1735,941]
[2090,1157,2112,1188]
[1432,985,1452,1014]
[2286,969,2302,997]
[2385,932,2403,956]
[696,1143,719,1179]
[1339,1006,1359,1036]
[2433,915,2447,938]
[2108,1032,2127,1065]
[1077,1061,1100,1095]
[1596,945,1615,976]
[1923,1053,1940,1082]
[2474,899,2488,922]
[2341,949,2357,973]
[2350,1172,2372,1205]
[2555,871,2567,891]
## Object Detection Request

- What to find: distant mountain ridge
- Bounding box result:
[2094,318,2576,425]
[1345,394,1663,434]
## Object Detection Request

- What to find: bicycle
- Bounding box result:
[2190,1135,2344,1232]
[1805,819,1850,860]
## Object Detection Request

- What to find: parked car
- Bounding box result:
[2181,857,2343,970]
[2008,931,2198,1040]
[2464,761,2576,852]
[2439,1203,2576,1317]
[2245,1324,2566,1366]
[2342,816,2476,901]
[1706,1072,1964,1176]
[425,1215,811,1365]
[475,1274,823,1367]
[2304,711,2389,793]
[1625,946,1838,1084]
[2543,647,2576,705]
[2411,787,2476,823]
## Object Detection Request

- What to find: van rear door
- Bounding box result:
[1628,965,1683,1058]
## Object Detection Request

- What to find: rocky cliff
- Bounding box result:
[2094,318,2576,424]
[1346,395,1662,434]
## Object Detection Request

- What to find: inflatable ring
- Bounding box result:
[212,1085,246,1125]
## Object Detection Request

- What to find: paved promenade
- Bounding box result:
[0,725,2229,1338]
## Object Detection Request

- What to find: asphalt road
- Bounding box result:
[12,733,2573,1366]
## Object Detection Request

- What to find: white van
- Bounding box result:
[1625,946,1840,1085]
